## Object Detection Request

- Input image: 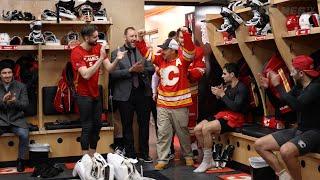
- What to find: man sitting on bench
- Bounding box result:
[255,55,320,180]
[0,60,29,172]
[193,63,249,173]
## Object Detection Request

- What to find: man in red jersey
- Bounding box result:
[177,27,206,160]
[71,25,125,157]
[135,27,195,170]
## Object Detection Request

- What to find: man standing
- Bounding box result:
[177,27,206,159]
[135,27,195,170]
[0,59,29,172]
[255,55,320,180]
[71,25,124,157]
[110,27,155,162]
[193,63,249,173]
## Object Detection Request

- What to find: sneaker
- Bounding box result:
[30,20,42,31]
[55,0,76,14]
[58,6,77,20]
[2,11,12,21]
[10,36,22,45]
[28,30,44,44]
[256,23,272,36]
[221,7,243,24]
[42,9,60,21]
[185,157,194,166]
[73,161,86,179]
[220,145,235,168]
[245,10,261,26]
[97,32,107,46]
[23,12,35,21]
[217,17,232,32]
[229,0,245,11]
[154,162,168,170]
[43,31,60,45]
[94,8,107,21]
[11,10,24,20]
[0,33,10,45]
[212,143,223,167]
[193,149,199,160]
[91,153,112,180]
[16,158,25,172]
[255,12,270,28]
[139,156,153,163]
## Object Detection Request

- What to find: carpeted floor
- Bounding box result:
[0,122,251,180]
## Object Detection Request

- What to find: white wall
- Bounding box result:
[145,6,195,52]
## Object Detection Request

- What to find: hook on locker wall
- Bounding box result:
[289,43,294,53]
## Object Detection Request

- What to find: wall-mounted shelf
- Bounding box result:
[0,45,38,50]
[244,34,275,42]
[215,38,238,46]
[282,27,320,38]
[42,20,112,25]
[272,0,291,5]
[0,20,112,25]
[0,44,110,51]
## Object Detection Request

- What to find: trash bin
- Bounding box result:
[29,143,50,167]
[249,157,277,180]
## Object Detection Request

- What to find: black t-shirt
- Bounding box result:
[218,81,249,114]
[276,79,320,131]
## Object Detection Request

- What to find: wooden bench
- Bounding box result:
[0,127,114,162]
[214,132,320,179]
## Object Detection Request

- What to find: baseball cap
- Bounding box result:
[157,38,179,50]
[292,55,320,78]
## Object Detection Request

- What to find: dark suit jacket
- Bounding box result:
[109,45,155,101]
[0,80,29,128]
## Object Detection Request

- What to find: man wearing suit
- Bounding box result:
[110,27,155,162]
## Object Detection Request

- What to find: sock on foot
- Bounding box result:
[193,149,214,173]
[277,169,292,180]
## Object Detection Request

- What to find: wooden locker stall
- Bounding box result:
[206,0,320,179]
[0,0,113,162]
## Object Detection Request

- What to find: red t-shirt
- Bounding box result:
[71,44,101,98]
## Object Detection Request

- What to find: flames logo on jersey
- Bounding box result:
[161,65,180,86]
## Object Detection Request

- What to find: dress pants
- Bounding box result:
[117,87,151,158]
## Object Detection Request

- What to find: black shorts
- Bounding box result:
[218,119,235,134]
[206,116,235,134]
[271,128,320,155]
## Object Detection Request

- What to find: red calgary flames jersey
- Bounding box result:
[136,32,195,108]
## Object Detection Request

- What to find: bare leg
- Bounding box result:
[82,150,89,156]
[202,120,221,149]
[254,135,283,173]
[280,142,301,180]
[194,120,221,173]
[89,149,96,157]
[194,120,208,148]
